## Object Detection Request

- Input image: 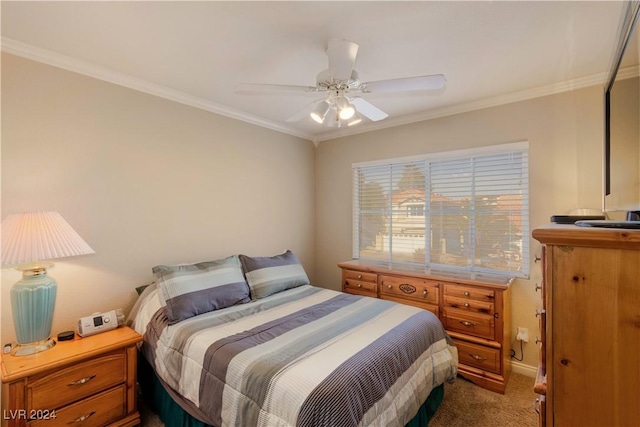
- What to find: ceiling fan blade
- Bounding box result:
[285,99,323,122]
[361,74,446,93]
[351,98,388,121]
[327,39,358,81]
[235,83,319,94]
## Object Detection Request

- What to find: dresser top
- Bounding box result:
[339,259,514,289]
[533,224,640,249]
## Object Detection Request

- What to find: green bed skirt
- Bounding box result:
[139,355,444,427]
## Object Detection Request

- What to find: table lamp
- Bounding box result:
[1,211,95,356]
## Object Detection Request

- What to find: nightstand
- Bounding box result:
[1,326,142,427]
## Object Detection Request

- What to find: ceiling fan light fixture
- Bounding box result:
[333,96,355,120]
[339,104,355,120]
[310,112,323,124]
[324,110,343,128]
[310,101,331,124]
[347,116,362,127]
[240,39,446,129]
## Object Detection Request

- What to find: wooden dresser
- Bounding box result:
[533,224,640,426]
[339,260,513,393]
[1,327,142,427]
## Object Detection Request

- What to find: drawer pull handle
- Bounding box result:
[469,353,486,361]
[68,411,95,424]
[387,285,392,289]
[422,290,428,295]
[464,302,470,307]
[357,283,362,288]
[463,291,470,297]
[357,274,362,279]
[459,320,476,328]
[68,375,96,386]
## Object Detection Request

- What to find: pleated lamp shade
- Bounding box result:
[1,211,95,355]
[2,211,95,267]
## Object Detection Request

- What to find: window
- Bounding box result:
[352,142,529,278]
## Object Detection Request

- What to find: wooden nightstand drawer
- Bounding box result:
[29,385,126,427]
[454,339,500,374]
[443,309,494,340]
[2,327,142,427]
[379,275,439,305]
[28,351,126,411]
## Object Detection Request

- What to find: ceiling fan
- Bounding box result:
[236,39,446,128]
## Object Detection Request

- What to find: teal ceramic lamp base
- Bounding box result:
[10,264,57,356]
[12,338,56,356]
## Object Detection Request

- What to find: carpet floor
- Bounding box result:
[429,373,538,427]
[139,373,538,426]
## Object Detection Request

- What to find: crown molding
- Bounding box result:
[315,70,613,142]
[1,38,316,142]
[616,63,640,80]
[3,37,628,146]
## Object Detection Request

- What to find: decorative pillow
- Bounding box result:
[152,255,250,324]
[239,250,310,300]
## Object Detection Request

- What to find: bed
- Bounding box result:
[129,252,458,427]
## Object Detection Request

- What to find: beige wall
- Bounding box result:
[2,52,607,372]
[1,54,316,342]
[315,85,604,369]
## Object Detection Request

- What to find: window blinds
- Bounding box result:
[353,142,529,277]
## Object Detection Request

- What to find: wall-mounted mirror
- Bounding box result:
[604,1,640,216]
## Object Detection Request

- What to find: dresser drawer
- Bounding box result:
[344,279,377,295]
[343,269,377,297]
[538,309,546,374]
[28,351,126,410]
[454,339,500,374]
[379,275,439,305]
[443,309,495,340]
[444,295,494,315]
[29,385,126,427]
[443,284,495,302]
[343,269,377,284]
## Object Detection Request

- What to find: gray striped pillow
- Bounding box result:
[239,250,310,300]
[153,255,250,324]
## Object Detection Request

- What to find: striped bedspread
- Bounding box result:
[131,284,458,427]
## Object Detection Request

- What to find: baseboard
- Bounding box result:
[511,361,537,378]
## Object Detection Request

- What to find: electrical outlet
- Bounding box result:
[516,327,529,343]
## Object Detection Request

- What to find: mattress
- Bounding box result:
[130,284,458,427]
